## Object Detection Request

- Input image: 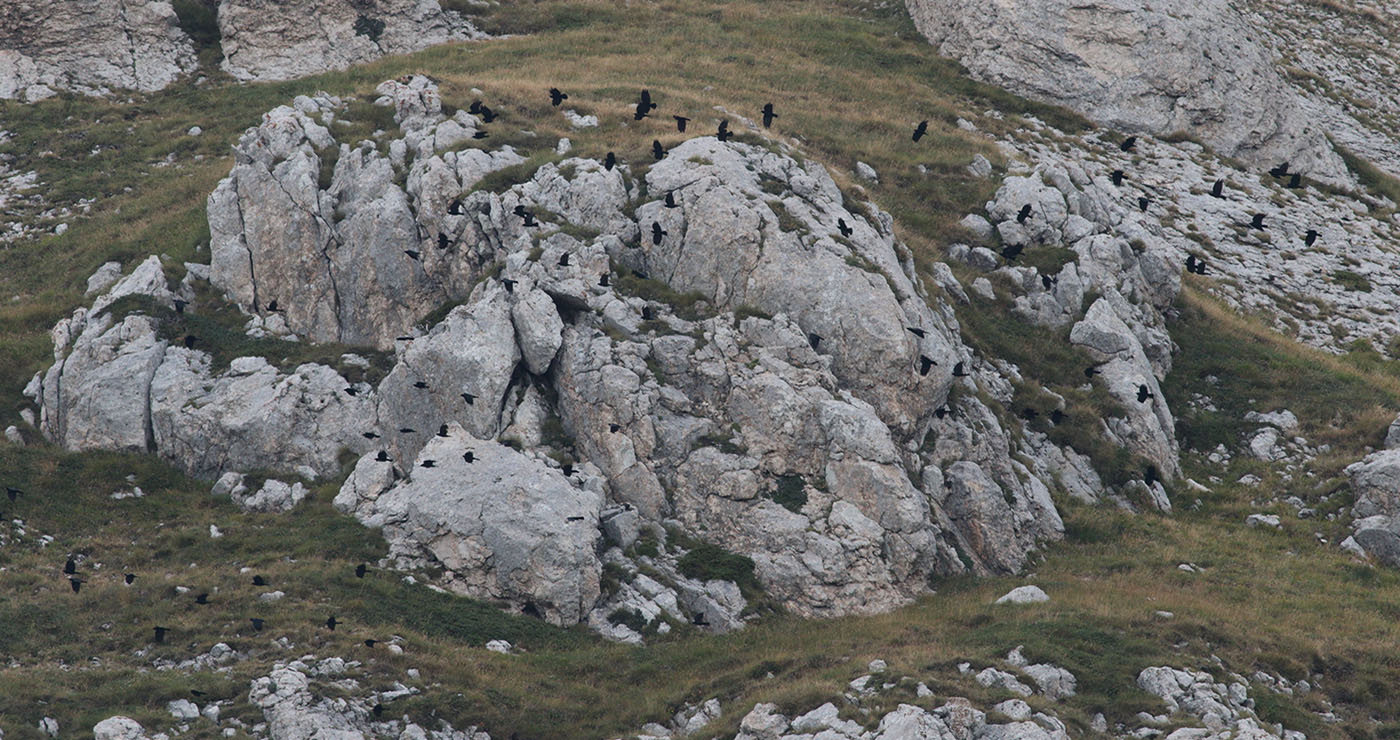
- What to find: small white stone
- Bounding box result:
[995,585,1049,604]
[485,639,512,654]
[209,524,223,538]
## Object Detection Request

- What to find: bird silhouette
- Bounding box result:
[344,386,360,397]
[1137,384,1154,403]
[5,487,19,502]
[1269,162,1290,178]
[761,103,778,128]
[355,564,368,579]
[807,333,822,351]
[404,249,422,261]
[437,233,450,250]
[502,278,517,293]
[1210,179,1225,199]
[639,89,657,112]
[325,616,338,630]
[609,423,621,433]
[463,451,475,463]
[604,152,616,171]
[913,120,928,142]
[1041,274,1056,290]
[652,140,665,160]
[153,626,168,643]
[472,130,489,140]
[1192,258,1207,275]
[461,392,477,405]
[413,381,429,390]
[1017,204,1032,223]
[1251,213,1266,230]
[1001,243,1024,261]
[664,191,679,208]
[652,222,667,245]
[362,431,380,440]
[468,100,482,115]
[124,573,136,585]
[566,516,585,522]
[194,592,209,605]
[1138,197,1150,211]
[934,406,948,419]
[422,460,437,468]
[717,120,732,142]
[633,101,651,121]
[641,306,655,321]
[1186,255,1198,273]
[919,355,935,376]
[1287,173,1302,189]
[252,575,266,586]
[448,199,464,215]
[173,299,187,314]
[1305,229,1319,247]
[953,361,971,377]
[561,463,575,476]
[64,557,76,575]
[1120,136,1137,152]
[1111,170,1124,186]
[549,87,567,106]
[183,335,198,349]
[674,116,690,132]
[364,639,379,648]
[907,326,926,339]
[375,450,391,462]
[396,335,414,342]
[437,425,450,438]
[480,106,497,123]
[266,300,282,312]
[398,427,417,434]
[837,218,853,238]
[558,253,570,267]
[250,617,265,632]
[596,272,609,287]
[69,578,84,593]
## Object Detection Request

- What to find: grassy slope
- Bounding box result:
[3,1,1400,738]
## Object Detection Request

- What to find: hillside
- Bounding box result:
[3,2,1400,740]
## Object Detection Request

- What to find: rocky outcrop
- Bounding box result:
[1342,449,1400,567]
[0,0,197,102]
[904,0,1349,184]
[217,0,484,82]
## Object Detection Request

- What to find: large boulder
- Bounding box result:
[217,0,484,82]
[904,0,1349,184]
[0,0,196,102]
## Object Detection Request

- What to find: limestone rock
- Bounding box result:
[93,717,149,740]
[995,585,1049,604]
[232,479,307,513]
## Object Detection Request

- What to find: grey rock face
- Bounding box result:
[0,0,196,102]
[904,0,1349,184]
[217,0,484,82]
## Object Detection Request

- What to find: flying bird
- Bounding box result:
[633,101,651,121]
[1287,173,1302,189]
[375,450,391,462]
[837,218,853,238]
[1041,274,1055,290]
[325,616,338,630]
[1137,384,1154,403]
[1001,243,1024,261]
[1250,213,1266,230]
[412,381,429,389]
[438,233,450,250]
[461,392,477,405]
[912,120,928,142]
[1269,162,1290,178]
[355,564,367,579]
[561,463,575,476]
[173,299,187,314]
[69,578,84,593]
[404,249,422,261]
[1210,179,1225,199]
[344,386,360,396]
[194,593,209,605]
[566,516,585,522]
[472,130,489,140]
[761,103,778,128]
[652,222,667,245]
[437,425,450,438]
[609,423,621,433]
[422,460,437,468]
[468,100,482,115]
[599,272,611,287]
[674,116,690,132]
[1084,365,1101,378]
[638,89,657,112]
[266,300,283,312]
[1017,204,1032,223]
[448,198,464,215]
[1305,229,1319,247]
[502,278,517,293]
[479,106,497,123]
[919,355,935,376]
[1120,136,1137,152]
[398,427,417,434]
[362,431,380,440]
[364,639,379,648]
[462,451,475,464]
[1186,255,1198,273]
[907,326,926,339]
[953,361,971,377]
[5,486,19,502]
[664,191,679,208]
[549,87,567,106]
[641,306,656,321]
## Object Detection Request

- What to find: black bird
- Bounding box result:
[344,386,360,396]
[173,299,187,314]
[413,381,429,389]
[717,120,733,142]
[153,626,168,643]
[183,335,198,349]
[692,612,710,627]
[1050,409,1066,424]
[375,450,391,462]
[907,326,926,339]
[638,89,657,112]
[609,423,621,433]
[372,704,385,718]
[919,355,935,376]
[1137,384,1154,403]
[1111,170,1124,186]
[404,249,422,261]
[472,130,489,140]
[566,516,585,522]
[468,100,482,115]
[463,451,475,464]
[633,101,651,121]
[641,306,656,321]
[1041,274,1055,290]
[561,463,574,476]
[64,557,76,575]
[1144,465,1160,487]
[934,406,948,419]
[1016,204,1032,223]
[250,617,265,632]
[266,300,282,313]
[479,106,497,123]
[652,222,667,245]
[912,120,928,142]
[807,333,822,351]
[1020,408,1039,421]
[6,486,19,502]
[355,564,367,579]
[252,575,266,586]
[633,269,649,279]
[362,431,380,440]
[549,87,567,106]
[1138,197,1150,212]
[437,425,450,438]
[325,616,338,630]
[69,578,84,593]
[501,277,518,293]
[461,392,477,405]
[364,639,379,648]
[1084,366,1101,378]
[652,140,665,160]
[1287,173,1302,189]
[558,253,571,267]
[395,335,414,342]
[447,198,464,215]
[422,460,437,468]
[513,205,537,227]
[194,592,209,605]
[953,361,971,377]
[398,427,417,434]
[1001,243,1024,261]
[1269,162,1290,178]
[124,573,136,585]
[1192,258,1207,275]
[1120,136,1137,152]
[674,116,690,132]
[1305,229,1319,247]
[1250,213,1266,230]
[664,191,679,208]
[1210,179,1225,199]
[837,218,853,238]
[604,152,616,171]
[438,233,451,250]
[761,103,778,128]
[1186,255,1198,273]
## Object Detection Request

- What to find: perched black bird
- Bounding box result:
[652,140,665,160]
[448,198,464,215]
[344,386,360,397]
[1287,173,1302,189]
[1111,170,1124,186]
[1001,243,1024,261]
[934,406,948,419]
[913,120,928,143]
[837,218,853,238]
[1269,162,1290,178]
[907,326,926,339]
[604,152,617,171]
[1120,136,1137,152]
[124,573,137,585]
[173,299,188,314]
[652,222,667,245]
[1305,229,1319,247]
[1016,204,1032,223]
[807,333,822,351]
[355,564,367,579]
[422,460,437,468]
[599,272,611,288]
[195,592,209,605]
[362,431,380,440]
[266,299,282,312]
[438,233,451,250]
[641,306,656,321]
[953,361,971,377]
[373,704,385,718]
[375,450,391,462]
[461,392,477,405]
[1137,384,1154,403]
[183,335,198,349]
[674,116,690,132]
[1144,465,1160,487]
[153,626,169,643]
[692,612,710,627]
[472,130,489,140]
[468,100,483,115]
[1084,366,1101,378]
[437,425,450,438]
[761,103,778,128]
[250,617,265,632]
[609,423,621,433]
[253,575,266,586]
[1186,255,1198,273]
[1250,213,1266,230]
[558,253,571,267]
[549,87,567,106]
[398,427,417,434]
[413,380,429,389]
[463,451,475,464]
[1210,179,1225,199]
[325,616,338,630]
[404,249,422,261]
[364,639,379,648]
[664,191,679,208]
[1138,196,1150,212]
[918,355,935,376]
[64,557,76,575]
[70,578,84,593]
[501,278,517,293]
[717,120,733,142]
[561,463,574,476]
